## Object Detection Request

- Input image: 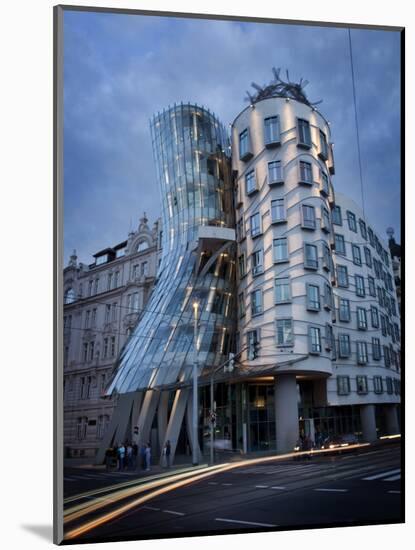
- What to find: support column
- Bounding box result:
[157,391,170,450]
[274,374,299,453]
[186,389,201,462]
[160,388,189,465]
[360,404,377,442]
[136,389,160,447]
[385,404,400,435]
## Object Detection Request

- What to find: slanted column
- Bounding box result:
[274,374,299,453]
[385,405,399,435]
[360,404,377,442]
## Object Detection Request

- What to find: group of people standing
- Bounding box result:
[105,440,172,472]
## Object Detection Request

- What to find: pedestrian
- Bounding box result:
[140,444,147,470]
[145,442,151,471]
[126,443,133,469]
[163,440,171,468]
[132,442,138,469]
[117,442,126,471]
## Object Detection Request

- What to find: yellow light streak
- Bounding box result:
[379,434,401,440]
[64,442,371,540]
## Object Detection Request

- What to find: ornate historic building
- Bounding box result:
[63,215,161,460]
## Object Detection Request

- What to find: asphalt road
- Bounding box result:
[63,443,402,544]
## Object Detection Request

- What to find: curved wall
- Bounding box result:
[106,104,235,394]
[232,97,335,378]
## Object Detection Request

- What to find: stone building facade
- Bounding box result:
[63,215,161,460]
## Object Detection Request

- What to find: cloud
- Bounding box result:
[63,11,401,263]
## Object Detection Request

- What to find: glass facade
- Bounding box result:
[106,104,236,393]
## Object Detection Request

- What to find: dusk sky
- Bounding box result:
[63,10,401,264]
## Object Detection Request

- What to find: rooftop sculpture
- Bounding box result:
[246,67,322,108]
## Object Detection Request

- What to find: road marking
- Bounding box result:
[142,506,160,511]
[222,483,233,486]
[388,490,401,494]
[271,486,286,490]
[163,510,185,516]
[384,474,401,481]
[215,518,277,528]
[208,482,218,485]
[314,489,349,493]
[363,469,400,481]
[255,485,269,489]
[64,477,76,482]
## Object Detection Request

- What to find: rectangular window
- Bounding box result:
[107,273,113,291]
[368,227,375,247]
[251,249,264,276]
[238,254,246,278]
[91,308,97,327]
[357,307,367,330]
[321,207,331,233]
[332,205,342,226]
[357,341,368,365]
[325,324,333,351]
[82,343,88,362]
[273,237,288,263]
[323,283,333,310]
[304,243,318,270]
[306,283,320,311]
[380,314,387,336]
[236,216,245,241]
[103,337,108,359]
[245,169,257,195]
[239,128,252,161]
[110,336,116,357]
[320,170,329,196]
[355,275,365,297]
[238,293,245,318]
[364,246,372,268]
[356,375,368,394]
[251,289,263,316]
[105,303,111,322]
[368,276,376,297]
[271,198,286,223]
[89,341,95,362]
[347,210,357,232]
[383,346,391,368]
[334,233,346,256]
[337,264,349,287]
[94,278,99,294]
[359,219,367,240]
[264,116,280,146]
[322,243,331,272]
[373,376,383,394]
[114,271,119,286]
[337,376,350,395]
[352,244,362,266]
[308,326,321,354]
[275,277,291,304]
[268,160,283,184]
[338,334,351,358]
[339,298,351,322]
[297,118,311,148]
[299,160,313,184]
[247,329,260,359]
[276,318,293,347]
[371,306,379,328]
[386,377,393,394]
[250,212,261,237]
[301,204,316,229]
[319,130,329,160]
[84,310,90,329]
[88,280,93,296]
[112,302,117,322]
[372,337,381,360]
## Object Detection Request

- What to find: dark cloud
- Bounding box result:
[63,11,401,263]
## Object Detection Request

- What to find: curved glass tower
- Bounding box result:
[106,104,236,395]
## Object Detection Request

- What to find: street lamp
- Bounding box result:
[192,301,199,465]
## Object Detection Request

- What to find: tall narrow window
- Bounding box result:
[320,170,329,196]
[247,330,260,359]
[308,326,322,354]
[339,298,351,322]
[268,160,283,184]
[359,219,367,240]
[89,341,95,362]
[297,118,311,148]
[275,277,291,304]
[238,254,246,278]
[301,204,316,229]
[323,283,333,310]
[103,337,108,359]
[332,205,342,226]
[337,264,349,287]
[245,169,256,195]
[251,289,263,316]
[321,206,331,232]
[352,244,362,266]
[84,310,90,329]
[357,307,367,330]
[82,343,88,362]
[337,376,350,395]
[319,129,329,160]
[355,275,365,297]
[251,249,264,276]
[347,211,357,232]
[238,293,245,318]
[356,376,368,394]
[107,273,113,291]
[250,212,261,238]
[112,302,117,322]
[373,376,383,394]
[299,160,313,184]
[273,237,288,263]
[357,341,368,364]
[368,276,376,297]
[105,304,111,322]
[110,336,116,357]
[271,198,286,223]
[239,128,252,161]
[306,283,320,311]
[264,116,280,146]
[364,246,372,267]
[322,243,331,272]
[94,278,99,294]
[372,337,381,360]
[304,243,318,269]
[276,318,293,347]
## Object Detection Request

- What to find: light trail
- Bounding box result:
[64,442,371,540]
